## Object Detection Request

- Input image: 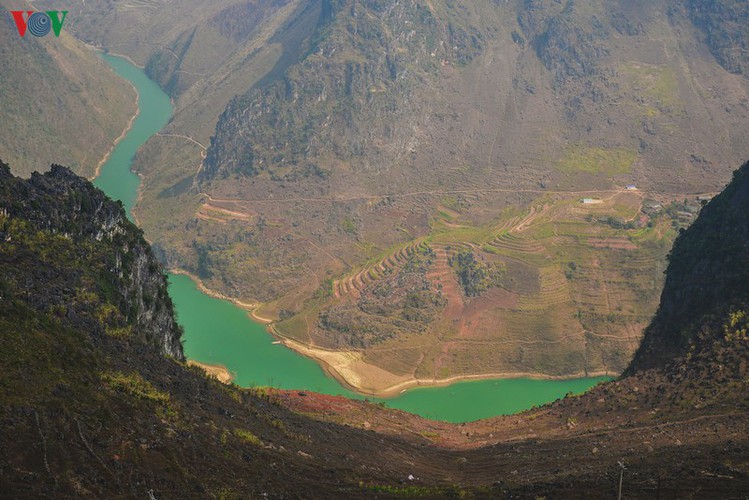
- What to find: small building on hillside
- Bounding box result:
[581,198,603,204]
[626,185,638,191]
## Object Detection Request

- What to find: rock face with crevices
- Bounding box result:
[687,0,749,76]
[0,161,183,358]
[200,0,483,182]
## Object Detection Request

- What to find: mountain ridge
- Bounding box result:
[628,160,749,373]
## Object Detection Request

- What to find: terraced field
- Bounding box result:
[195,198,254,224]
[267,190,684,393]
[333,240,429,299]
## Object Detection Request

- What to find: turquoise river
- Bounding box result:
[96,53,609,423]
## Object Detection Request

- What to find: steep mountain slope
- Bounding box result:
[198,0,749,192]
[51,0,329,257]
[56,0,321,180]
[126,0,749,390]
[688,0,749,75]
[251,158,749,496]
[199,0,483,180]
[629,161,749,372]
[63,0,316,138]
[0,2,135,177]
[1,160,748,497]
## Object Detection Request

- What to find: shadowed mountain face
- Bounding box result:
[628,160,749,372]
[687,0,749,76]
[0,160,748,497]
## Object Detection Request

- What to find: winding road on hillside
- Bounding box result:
[198,186,717,207]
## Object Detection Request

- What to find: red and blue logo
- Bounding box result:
[9,10,68,37]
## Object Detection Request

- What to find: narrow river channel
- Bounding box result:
[96,53,609,423]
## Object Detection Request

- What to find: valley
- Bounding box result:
[97,53,608,421]
[70,0,749,389]
[4,0,749,393]
[3,0,749,496]
[1,154,748,496]
[2,1,749,491]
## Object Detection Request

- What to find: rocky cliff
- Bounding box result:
[0,161,183,358]
[200,0,483,181]
[687,0,749,76]
[628,159,749,373]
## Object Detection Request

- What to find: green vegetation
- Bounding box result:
[233,429,264,447]
[101,371,180,421]
[316,244,446,348]
[340,216,357,235]
[441,195,470,213]
[597,215,638,230]
[365,483,464,497]
[448,250,504,297]
[101,371,171,404]
[619,64,680,113]
[725,310,749,341]
[557,146,637,175]
[292,189,677,380]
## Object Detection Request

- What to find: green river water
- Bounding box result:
[97,53,609,423]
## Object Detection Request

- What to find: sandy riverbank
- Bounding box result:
[187,360,234,384]
[172,273,614,397]
[87,45,141,181]
[169,269,260,312]
[91,86,139,181]
[347,369,616,399]
[270,326,615,398]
